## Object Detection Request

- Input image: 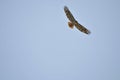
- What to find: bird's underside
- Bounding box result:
[64,6,91,34]
[68,22,74,29]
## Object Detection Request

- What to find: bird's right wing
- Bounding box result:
[74,21,91,34]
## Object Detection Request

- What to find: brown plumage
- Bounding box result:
[64,6,91,34]
[68,22,74,29]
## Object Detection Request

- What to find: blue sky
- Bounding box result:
[0,0,120,80]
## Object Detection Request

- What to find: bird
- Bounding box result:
[64,6,91,34]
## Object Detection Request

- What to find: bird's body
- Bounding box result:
[64,6,91,34]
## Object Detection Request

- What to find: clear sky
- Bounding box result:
[0,0,120,80]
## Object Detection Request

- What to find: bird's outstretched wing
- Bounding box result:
[64,6,91,34]
[74,20,91,34]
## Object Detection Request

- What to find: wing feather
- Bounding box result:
[74,21,91,34]
[64,6,76,24]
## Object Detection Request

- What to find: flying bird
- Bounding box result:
[64,6,91,34]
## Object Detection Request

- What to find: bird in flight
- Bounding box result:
[64,6,91,34]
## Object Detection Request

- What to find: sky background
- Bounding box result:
[0,0,120,80]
